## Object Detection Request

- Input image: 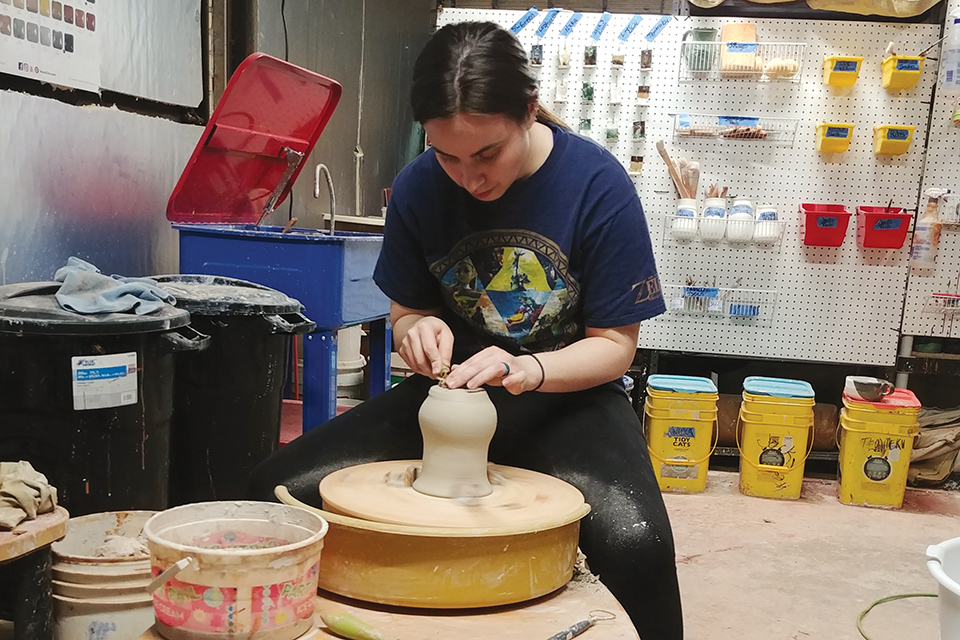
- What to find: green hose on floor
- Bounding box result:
[857,593,937,640]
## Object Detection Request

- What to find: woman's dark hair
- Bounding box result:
[411,21,569,130]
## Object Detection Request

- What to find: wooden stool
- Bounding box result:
[137,579,640,639]
[0,507,69,640]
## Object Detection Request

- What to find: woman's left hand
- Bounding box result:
[443,346,541,395]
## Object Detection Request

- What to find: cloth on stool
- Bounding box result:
[0,461,58,530]
[54,256,175,315]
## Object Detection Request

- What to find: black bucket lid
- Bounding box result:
[0,282,190,335]
[151,275,305,316]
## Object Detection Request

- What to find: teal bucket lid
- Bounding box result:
[647,375,718,394]
[743,376,815,399]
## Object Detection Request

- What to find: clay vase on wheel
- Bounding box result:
[413,385,498,498]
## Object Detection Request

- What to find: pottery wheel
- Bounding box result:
[319,460,585,529]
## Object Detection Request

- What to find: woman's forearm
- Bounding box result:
[530,324,639,393]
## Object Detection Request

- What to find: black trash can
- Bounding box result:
[152,275,316,506]
[0,282,209,516]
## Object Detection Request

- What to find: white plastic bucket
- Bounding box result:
[928,536,960,640]
[51,511,156,640]
[143,501,328,640]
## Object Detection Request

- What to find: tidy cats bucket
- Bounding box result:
[143,501,328,640]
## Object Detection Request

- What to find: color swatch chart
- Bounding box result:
[0,0,100,92]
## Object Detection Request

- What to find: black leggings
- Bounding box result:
[249,376,683,640]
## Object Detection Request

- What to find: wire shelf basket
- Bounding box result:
[663,285,778,321]
[678,42,807,83]
[672,113,801,146]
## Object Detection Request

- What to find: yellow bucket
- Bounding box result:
[644,405,717,493]
[737,409,813,500]
[882,55,923,90]
[646,386,719,412]
[838,409,919,509]
[873,125,915,155]
[742,391,815,417]
[816,123,854,153]
[823,56,864,87]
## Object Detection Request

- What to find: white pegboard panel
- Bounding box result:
[437,8,940,365]
[903,0,960,339]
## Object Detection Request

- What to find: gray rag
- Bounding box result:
[54,257,175,315]
[0,461,58,530]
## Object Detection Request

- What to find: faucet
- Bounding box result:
[314,163,336,235]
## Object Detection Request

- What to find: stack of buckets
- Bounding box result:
[644,375,719,493]
[838,388,921,508]
[738,376,815,500]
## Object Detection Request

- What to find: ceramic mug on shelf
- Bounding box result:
[682,28,719,72]
[844,376,895,402]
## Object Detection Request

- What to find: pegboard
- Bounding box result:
[903,0,960,339]
[437,8,941,365]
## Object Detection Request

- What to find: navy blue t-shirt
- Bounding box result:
[373,123,665,363]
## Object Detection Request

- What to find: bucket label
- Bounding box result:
[825,127,850,139]
[71,352,138,410]
[151,562,319,634]
[833,60,859,72]
[874,218,903,230]
[863,456,892,481]
[661,457,698,479]
[896,58,920,71]
[886,128,910,141]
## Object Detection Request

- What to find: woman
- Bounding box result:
[250,21,681,640]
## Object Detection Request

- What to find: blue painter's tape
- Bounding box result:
[886,128,910,141]
[825,127,850,138]
[896,58,921,71]
[509,7,539,35]
[718,115,759,127]
[560,12,582,37]
[645,15,671,42]
[817,216,839,228]
[678,113,691,128]
[667,426,697,438]
[833,60,859,72]
[618,15,642,42]
[535,8,560,38]
[683,287,719,298]
[590,12,611,41]
[76,365,127,381]
[874,218,903,231]
[725,42,758,53]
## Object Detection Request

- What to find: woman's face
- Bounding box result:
[424,111,535,202]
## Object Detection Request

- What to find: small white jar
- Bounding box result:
[754,206,782,243]
[672,199,698,240]
[700,197,727,241]
[727,198,755,242]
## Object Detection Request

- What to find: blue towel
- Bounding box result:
[54,257,176,315]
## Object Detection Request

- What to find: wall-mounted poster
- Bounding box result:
[0,0,100,93]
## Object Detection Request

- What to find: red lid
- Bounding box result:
[842,388,921,409]
[167,53,342,225]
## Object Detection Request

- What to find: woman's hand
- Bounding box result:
[397,315,455,379]
[444,346,543,395]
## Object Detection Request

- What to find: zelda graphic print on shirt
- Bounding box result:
[430,231,581,351]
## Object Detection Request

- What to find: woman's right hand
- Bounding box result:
[397,315,455,379]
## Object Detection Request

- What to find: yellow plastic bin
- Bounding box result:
[874,125,915,155]
[882,55,923,90]
[737,376,815,500]
[644,375,719,493]
[838,409,919,509]
[823,56,864,87]
[816,123,854,153]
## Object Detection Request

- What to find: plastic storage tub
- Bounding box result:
[882,55,923,90]
[152,275,316,505]
[800,203,852,246]
[823,56,864,86]
[856,206,912,249]
[816,122,854,153]
[873,125,915,155]
[0,282,208,516]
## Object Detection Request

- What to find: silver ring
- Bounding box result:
[501,362,510,376]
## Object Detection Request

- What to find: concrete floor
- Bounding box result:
[663,471,957,640]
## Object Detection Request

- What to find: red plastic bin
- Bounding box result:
[856,206,912,249]
[800,203,852,247]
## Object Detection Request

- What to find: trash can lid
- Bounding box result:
[0,282,190,335]
[743,376,815,399]
[166,53,342,226]
[151,275,306,315]
[647,375,718,394]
